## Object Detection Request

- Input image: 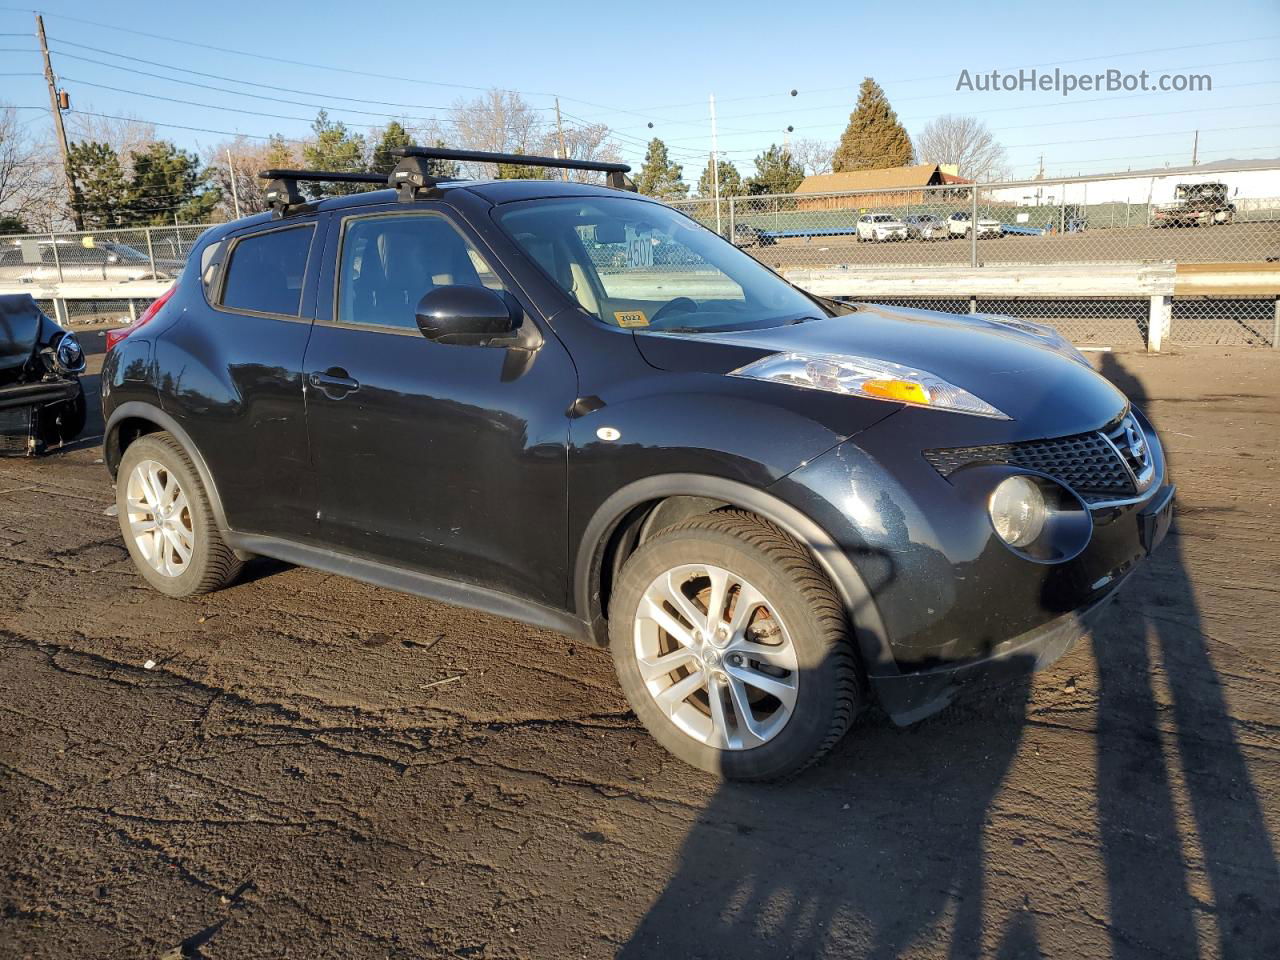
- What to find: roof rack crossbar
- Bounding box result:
[391,146,635,190]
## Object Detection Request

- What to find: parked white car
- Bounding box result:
[856,214,907,242]
[948,212,1003,238]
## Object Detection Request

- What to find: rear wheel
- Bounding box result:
[609,510,861,781]
[116,432,243,597]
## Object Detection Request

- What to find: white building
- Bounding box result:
[985,159,1280,209]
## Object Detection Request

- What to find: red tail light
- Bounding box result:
[106,283,177,352]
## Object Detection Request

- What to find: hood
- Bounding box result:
[632,303,1127,438]
[0,294,64,380]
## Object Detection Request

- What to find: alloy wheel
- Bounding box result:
[125,458,195,578]
[633,563,799,750]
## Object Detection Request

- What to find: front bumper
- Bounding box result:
[0,377,83,456]
[871,587,1120,724]
[773,403,1173,723]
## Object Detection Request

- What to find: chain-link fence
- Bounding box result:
[0,224,208,286]
[4,169,1279,347]
[671,166,1280,347]
[672,173,1280,270]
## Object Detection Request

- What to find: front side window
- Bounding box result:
[220,225,314,316]
[497,197,825,333]
[336,214,504,330]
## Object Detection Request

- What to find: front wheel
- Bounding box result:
[609,510,862,781]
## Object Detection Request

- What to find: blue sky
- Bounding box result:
[3,0,1278,181]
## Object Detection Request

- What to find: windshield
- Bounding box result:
[495,196,828,332]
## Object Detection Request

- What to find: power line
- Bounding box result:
[47,39,460,113]
[570,34,1280,120]
[60,76,459,127]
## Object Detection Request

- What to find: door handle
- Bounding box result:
[309,370,360,397]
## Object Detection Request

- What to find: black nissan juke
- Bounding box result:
[101,147,1174,780]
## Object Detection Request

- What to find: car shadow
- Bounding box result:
[617,354,1280,958]
[619,657,1035,959]
[1091,353,1280,958]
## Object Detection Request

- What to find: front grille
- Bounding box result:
[0,405,36,456]
[924,428,1136,498]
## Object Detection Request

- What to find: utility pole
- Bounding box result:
[36,14,82,229]
[709,94,721,235]
[554,98,569,182]
[226,148,242,218]
[1191,130,1199,166]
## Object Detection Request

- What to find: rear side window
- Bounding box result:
[220,225,314,317]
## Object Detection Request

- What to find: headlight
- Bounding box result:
[54,332,85,373]
[989,476,1047,547]
[729,352,1009,419]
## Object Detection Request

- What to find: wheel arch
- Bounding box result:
[573,473,894,674]
[105,401,232,536]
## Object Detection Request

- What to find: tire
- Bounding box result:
[609,509,862,781]
[116,432,243,597]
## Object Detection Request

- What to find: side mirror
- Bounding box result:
[414,285,538,348]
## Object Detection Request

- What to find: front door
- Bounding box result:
[302,206,577,607]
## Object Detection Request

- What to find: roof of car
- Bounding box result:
[200,178,643,244]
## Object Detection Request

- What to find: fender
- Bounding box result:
[104,401,233,538]
[573,473,896,675]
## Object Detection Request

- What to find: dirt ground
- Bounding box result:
[2,343,1278,959]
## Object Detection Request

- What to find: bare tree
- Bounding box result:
[790,138,835,176]
[0,105,61,231]
[914,115,1008,182]
[544,121,623,183]
[205,135,298,219]
[66,110,157,177]
[449,90,546,178]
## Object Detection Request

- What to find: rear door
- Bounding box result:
[302,204,578,607]
[165,218,321,539]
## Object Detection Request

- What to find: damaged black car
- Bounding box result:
[0,293,87,456]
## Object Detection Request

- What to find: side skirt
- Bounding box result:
[226,533,593,643]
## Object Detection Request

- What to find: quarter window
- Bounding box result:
[219,225,314,316]
[337,214,504,330]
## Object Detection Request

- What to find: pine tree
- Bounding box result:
[369,121,413,175]
[496,148,547,180]
[263,134,296,170]
[696,158,743,198]
[424,140,461,179]
[126,141,219,225]
[746,145,805,194]
[635,138,688,199]
[832,78,914,172]
[66,141,129,228]
[303,111,367,193]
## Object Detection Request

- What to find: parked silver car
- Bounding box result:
[904,214,948,240]
[0,239,181,284]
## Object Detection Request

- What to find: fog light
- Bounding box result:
[989,476,1047,547]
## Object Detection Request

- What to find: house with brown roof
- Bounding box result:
[793,164,973,209]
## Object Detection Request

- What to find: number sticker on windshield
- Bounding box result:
[625,227,654,269]
[615,310,649,328]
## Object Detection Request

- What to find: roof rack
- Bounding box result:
[257,147,637,216]
[391,146,635,193]
[259,169,388,217]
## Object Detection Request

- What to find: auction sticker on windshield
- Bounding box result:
[625,227,654,269]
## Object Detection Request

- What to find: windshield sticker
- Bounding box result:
[625,226,654,269]
[615,310,649,328]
